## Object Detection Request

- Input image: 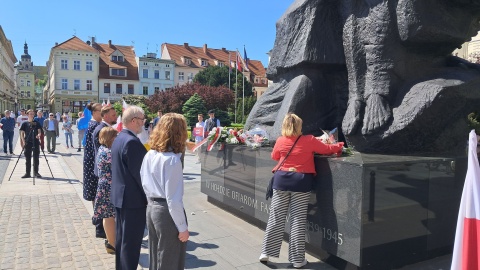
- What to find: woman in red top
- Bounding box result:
[259,113,343,268]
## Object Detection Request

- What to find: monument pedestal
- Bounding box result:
[200,145,466,269]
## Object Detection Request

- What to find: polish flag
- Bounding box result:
[113,99,128,132]
[102,99,106,107]
[236,52,243,72]
[451,130,480,270]
[107,98,111,106]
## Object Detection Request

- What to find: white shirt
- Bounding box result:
[140,150,187,232]
[17,115,28,126]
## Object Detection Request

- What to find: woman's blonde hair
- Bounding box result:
[281,113,303,137]
[99,127,118,148]
[149,113,187,153]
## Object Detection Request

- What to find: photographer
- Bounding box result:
[19,109,43,178]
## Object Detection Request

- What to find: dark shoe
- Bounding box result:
[105,240,115,255]
[96,230,107,239]
[34,173,42,178]
[21,174,31,178]
[77,148,81,152]
[10,152,13,155]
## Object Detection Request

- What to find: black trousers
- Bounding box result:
[24,142,40,174]
[115,207,146,270]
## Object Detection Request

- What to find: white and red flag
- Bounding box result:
[451,130,480,270]
[113,99,129,132]
[236,52,243,72]
[102,99,106,107]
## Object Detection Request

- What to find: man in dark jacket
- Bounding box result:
[111,105,147,270]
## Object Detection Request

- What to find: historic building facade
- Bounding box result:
[16,42,35,110]
[161,43,267,96]
[44,36,99,114]
[136,53,175,95]
[0,26,17,112]
[93,39,139,103]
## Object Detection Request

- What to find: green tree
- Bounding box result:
[233,96,257,124]
[194,66,253,97]
[182,93,207,126]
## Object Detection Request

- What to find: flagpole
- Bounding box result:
[235,51,238,124]
[242,68,245,123]
[228,52,231,90]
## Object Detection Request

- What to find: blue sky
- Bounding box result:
[1,0,293,68]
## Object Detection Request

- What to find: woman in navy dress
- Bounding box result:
[93,127,118,254]
[82,103,102,201]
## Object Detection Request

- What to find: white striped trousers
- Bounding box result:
[261,189,310,264]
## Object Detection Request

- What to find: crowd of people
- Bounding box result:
[0,103,345,269]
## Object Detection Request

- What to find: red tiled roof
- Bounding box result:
[93,42,139,81]
[162,43,266,77]
[54,36,98,53]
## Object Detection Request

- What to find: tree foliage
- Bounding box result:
[194,66,253,97]
[145,83,234,115]
[182,93,207,126]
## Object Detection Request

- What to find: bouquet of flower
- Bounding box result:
[316,127,353,157]
[225,128,246,145]
[207,127,228,143]
[240,126,270,149]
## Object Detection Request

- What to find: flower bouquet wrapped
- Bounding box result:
[240,126,270,149]
[316,128,353,156]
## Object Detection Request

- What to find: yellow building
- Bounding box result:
[16,42,35,110]
[0,26,17,112]
[44,36,99,114]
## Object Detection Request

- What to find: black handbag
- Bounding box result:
[266,136,301,200]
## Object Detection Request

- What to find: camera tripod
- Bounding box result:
[8,122,54,185]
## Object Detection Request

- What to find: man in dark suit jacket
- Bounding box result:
[111,105,147,270]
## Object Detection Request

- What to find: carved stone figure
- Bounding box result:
[246,0,480,154]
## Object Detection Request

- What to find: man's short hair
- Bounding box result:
[26,109,34,114]
[4,110,9,114]
[158,110,162,113]
[37,110,43,114]
[208,110,215,114]
[122,105,144,125]
[198,113,203,117]
[101,105,115,117]
[21,109,25,112]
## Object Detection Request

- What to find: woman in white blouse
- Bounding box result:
[140,113,189,270]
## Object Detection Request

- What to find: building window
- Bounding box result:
[178,72,184,81]
[20,80,25,86]
[26,92,31,97]
[201,60,208,67]
[143,69,148,78]
[184,58,191,65]
[187,73,194,82]
[74,60,80,70]
[61,59,68,69]
[112,55,124,62]
[128,84,134,94]
[111,69,126,76]
[62,79,68,90]
[155,63,159,67]
[154,87,160,92]
[116,84,122,94]
[74,80,80,90]
[165,71,171,80]
[20,91,25,97]
[86,80,92,91]
[27,81,31,86]
[154,70,160,79]
[143,62,148,65]
[104,83,110,93]
[142,86,148,95]
[86,61,93,71]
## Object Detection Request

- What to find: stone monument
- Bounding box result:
[246,0,480,154]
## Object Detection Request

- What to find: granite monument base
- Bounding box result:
[199,144,466,269]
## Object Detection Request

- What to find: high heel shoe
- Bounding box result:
[105,240,115,255]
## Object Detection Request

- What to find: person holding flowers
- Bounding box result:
[259,113,343,268]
